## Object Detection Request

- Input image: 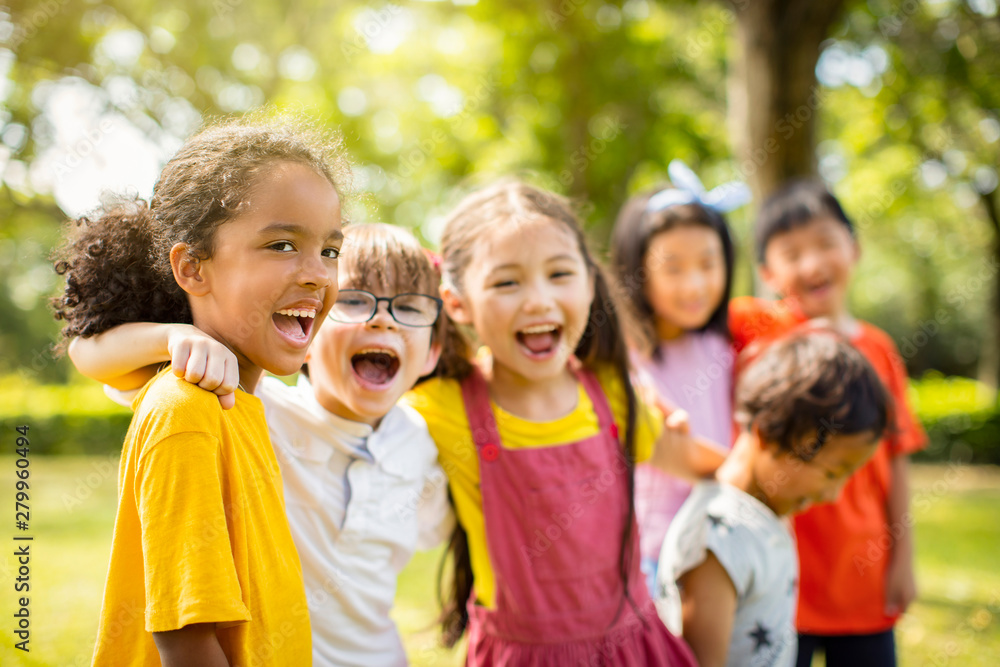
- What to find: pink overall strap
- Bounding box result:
[458,364,697,666]
[573,366,617,437]
[459,365,499,455]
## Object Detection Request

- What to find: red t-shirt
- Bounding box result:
[729,296,927,634]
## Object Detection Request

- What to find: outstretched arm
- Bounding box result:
[647,409,728,482]
[69,323,239,409]
[885,454,917,616]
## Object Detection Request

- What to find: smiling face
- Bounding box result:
[444,216,594,384]
[304,267,441,426]
[643,224,727,338]
[178,161,343,390]
[751,429,879,516]
[760,215,859,320]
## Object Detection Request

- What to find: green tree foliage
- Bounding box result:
[0,0,997,385]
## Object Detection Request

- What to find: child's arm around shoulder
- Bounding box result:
[677,550,737,667]
[69,322,239,409]
[153,624,230,667]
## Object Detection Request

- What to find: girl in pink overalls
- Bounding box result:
[403,181,716,665]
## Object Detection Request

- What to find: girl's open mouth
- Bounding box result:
[273,308,317,344]
[351,348,401,388]
[516,324,562,359]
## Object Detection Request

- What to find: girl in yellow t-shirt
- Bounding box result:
[52,117,348,666]
[402,181,722,665]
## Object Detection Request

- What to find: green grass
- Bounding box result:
[0,459,997,665]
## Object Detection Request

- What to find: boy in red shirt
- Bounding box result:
[729,180,926,667]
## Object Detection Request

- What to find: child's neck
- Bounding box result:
[237,363,264,395]
[488,361,580,422]
[786,297,860,338]
[716,432,782,516]
[655,317,686,342]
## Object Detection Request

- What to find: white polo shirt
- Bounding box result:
[108,376,453,666]
[258,376,454,666]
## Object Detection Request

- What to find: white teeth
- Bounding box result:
[277,309,316,318]
[355,347,397,358]
[520,324,558,335]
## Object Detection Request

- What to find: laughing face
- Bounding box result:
[752,429,879,516]
[643,224,727,338]
[760,215,859,320]
[444,216,595,385]
[181,161,342,390]
[304,271,441,426]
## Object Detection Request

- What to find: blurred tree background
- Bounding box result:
[1,0,997,395]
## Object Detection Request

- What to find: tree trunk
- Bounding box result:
[726,0,847,203]
[978,191,1000,397]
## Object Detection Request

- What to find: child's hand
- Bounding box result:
[166,325,239,410]
[884,549,917,617]
[665,407,691,436]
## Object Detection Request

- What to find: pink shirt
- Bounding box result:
[632,331,735,562]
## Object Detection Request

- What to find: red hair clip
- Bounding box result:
[423,248,443,273]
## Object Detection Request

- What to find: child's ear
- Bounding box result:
[440,283,472,325]
[170,243,210,297]
[421,340,443,376]
[751,423,781,457]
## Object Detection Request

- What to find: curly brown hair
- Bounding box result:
[51,115,350,349]
[735,331,892,460]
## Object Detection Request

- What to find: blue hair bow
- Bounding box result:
[647,160,752,214]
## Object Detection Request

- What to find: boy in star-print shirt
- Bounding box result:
[655,334,888,667]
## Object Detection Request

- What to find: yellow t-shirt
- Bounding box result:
[401,365,662,608]
[91,368,311,666]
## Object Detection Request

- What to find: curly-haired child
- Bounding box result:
[656,332,889,667]
[52,117,349,666]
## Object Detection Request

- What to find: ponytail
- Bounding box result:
[437,491,473,648]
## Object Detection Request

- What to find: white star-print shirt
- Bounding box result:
[655,482,798,667]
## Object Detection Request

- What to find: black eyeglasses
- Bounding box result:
[328,290,442,327]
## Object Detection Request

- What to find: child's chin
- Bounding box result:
[264,357,308,378]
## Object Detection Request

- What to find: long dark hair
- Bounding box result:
[434,180,642,645]
[610,187,735,358]
[51,115,349,347]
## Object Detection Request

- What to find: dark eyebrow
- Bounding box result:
[259,223,344,242]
